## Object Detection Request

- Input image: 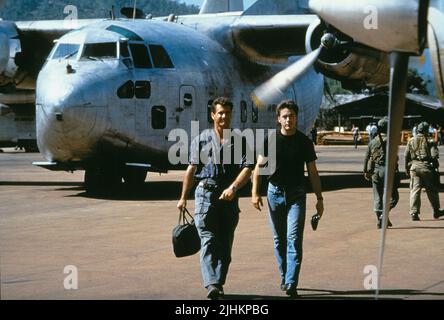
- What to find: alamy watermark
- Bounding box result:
[363,265,378,290]
[363,5,378,30]
[63,5,78,29]
[64,265,78,290]
[168,121,276,175]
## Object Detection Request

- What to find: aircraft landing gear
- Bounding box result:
[84,164,122,195]
[122,167,147,190]
[84,163,148,195]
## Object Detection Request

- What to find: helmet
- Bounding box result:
[377,117,388,134]
[417,121,429,134]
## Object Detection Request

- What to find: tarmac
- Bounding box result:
[0,145,443,300]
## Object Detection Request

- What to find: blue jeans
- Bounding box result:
[267,182,306,287]
[194,184,240,288]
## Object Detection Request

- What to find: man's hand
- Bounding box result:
[316,199,324,218]
[177,199,187,211]
[219,188,236,201]
[252,194,263,211]
[364,172,372,181]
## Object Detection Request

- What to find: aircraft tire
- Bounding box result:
[84,166,122,195]
[123,167,147,189]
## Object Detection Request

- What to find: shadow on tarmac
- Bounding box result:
[67,181,184,201]
[0,181,83,186]
[1,172,441,200]
[391,225,444,230]
[62,173,388,200]
[223,288,444,300]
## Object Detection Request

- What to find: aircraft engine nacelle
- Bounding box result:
[0,21,21,89]
[305,18,389,89]
[308,0,428,55]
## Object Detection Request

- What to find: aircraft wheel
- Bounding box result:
[84,165,122,195]
[123,167,147,189]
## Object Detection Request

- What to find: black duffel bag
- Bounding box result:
[172,208,201,258]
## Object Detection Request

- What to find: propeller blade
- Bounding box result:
[252,47,321,107]
[376,52,410,299]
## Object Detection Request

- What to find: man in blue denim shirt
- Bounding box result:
[251,100,324,298]
[177,97,253,300]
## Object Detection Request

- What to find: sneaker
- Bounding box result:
[280,279,287,291]
[433,210,444,219]
[411,213,420,221]
[207,284,222,300]
[285,284,298,298]
[215,284,224,296]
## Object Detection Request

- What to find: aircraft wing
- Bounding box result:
[15,19,102,36]
[230,15,318,63]
[1,19,103,92]
[332,92,443,115]
[406,93,443,110]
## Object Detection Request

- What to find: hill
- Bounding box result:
[0,0,199,21]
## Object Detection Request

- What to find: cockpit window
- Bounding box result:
[129,43,152,69]
[106,25,143,41]
[81,42,117,60]
[51,43,80,60]
[120,41,130,58]
[149,45,174,69]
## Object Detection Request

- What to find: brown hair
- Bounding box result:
[211,97,234,113]
[276,100,299,117]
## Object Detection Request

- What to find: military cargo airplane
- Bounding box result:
[1,0,442,196]
[0,0,378,193]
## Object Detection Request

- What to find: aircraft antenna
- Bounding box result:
[110,5,115,20]
[133,0,137,20]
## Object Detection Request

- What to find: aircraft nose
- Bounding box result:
[36,74,107,162]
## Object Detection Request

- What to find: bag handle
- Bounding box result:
[178,207,194,225]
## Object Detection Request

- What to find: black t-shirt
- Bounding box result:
[264,130,317,189]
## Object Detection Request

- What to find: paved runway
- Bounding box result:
[1,146,443,300]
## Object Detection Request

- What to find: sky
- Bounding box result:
[181,0,257,9]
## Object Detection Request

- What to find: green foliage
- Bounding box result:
[325,78,352,95]
[0,0,199,20]
[316,108,340,130]
[407,68,431,95]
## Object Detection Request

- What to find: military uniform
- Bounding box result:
[363,129,399,228]
[405,122,443,220]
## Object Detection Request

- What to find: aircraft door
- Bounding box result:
[176,85,196,130]
[134,78,152,135]
[111,75,136,142]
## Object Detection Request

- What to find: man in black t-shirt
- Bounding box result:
[251,100,324,298]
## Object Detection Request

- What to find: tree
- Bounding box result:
[0,0,199,20]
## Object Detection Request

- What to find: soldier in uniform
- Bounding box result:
[363,117,399,228]
[405,121,444,221]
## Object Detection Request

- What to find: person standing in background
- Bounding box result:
[352,124,360,149]
[405,121,444,221]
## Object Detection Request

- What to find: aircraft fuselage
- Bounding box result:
[35,18,323,191]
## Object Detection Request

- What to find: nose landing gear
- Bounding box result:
[84,162,148,196]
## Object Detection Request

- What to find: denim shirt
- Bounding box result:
[189,129,254,188]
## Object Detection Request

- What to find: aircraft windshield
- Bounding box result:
[81,42,117,60]
[51,43,80,60]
